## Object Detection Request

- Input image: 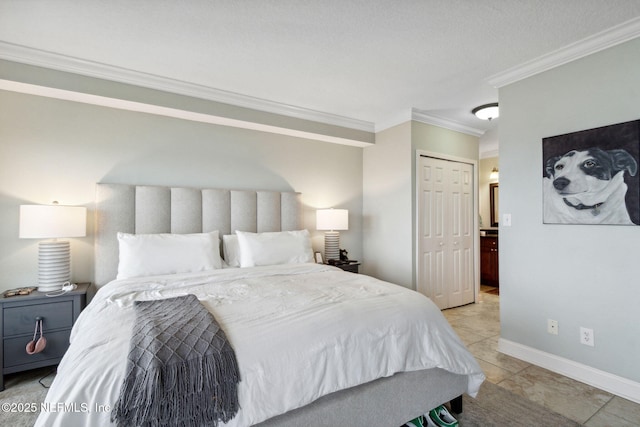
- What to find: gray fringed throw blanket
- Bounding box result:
[112,294,240,427]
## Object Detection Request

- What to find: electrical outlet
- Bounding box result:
[580,327,594,347]
[547,319,558,335]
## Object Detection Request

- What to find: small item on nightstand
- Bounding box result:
[46,282,77,297]
[3,287,37,298]
[328,249,359,265]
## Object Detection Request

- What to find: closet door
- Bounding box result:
[417,156,474,309]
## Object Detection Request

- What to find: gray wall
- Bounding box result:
[0,88,364,292]
[362,122,413,286]
[362,121,479,289]
[499,37,640,382]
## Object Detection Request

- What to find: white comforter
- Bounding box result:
[35,263,484,427]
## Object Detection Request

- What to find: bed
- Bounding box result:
[35,183,484,427]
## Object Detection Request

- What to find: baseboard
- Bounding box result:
[498,338,640,404]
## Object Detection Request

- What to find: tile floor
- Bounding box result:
[443,287,640,426]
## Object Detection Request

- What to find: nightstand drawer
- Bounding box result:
[329,262,360,273]
[338,263,359,273]
[3,301,74,336]
[3,329,71,368]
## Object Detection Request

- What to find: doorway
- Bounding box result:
[416,153,477,309]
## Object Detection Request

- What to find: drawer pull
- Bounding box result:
[25,319,47,355]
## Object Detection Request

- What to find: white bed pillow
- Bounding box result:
[117,231,222,279]
[236,230,314,267]
[222,234,241,268]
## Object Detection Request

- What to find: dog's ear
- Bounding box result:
[545,156,562,178]
[609,149,638,176]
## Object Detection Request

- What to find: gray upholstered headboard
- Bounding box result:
[94,183,302,287]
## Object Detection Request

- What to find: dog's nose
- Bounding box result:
[553,177,570,190]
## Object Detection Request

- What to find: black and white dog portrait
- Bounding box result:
[544,148,637,223]
[543,120,640,225]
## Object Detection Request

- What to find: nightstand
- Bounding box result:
[331,262,360,273]
[0,283,88,391]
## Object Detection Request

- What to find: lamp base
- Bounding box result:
[324,231,340,261]
[37,240,70,292]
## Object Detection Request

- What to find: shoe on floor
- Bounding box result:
[404,415,425,427]
[422,412,439,427]
[428,405,459,427]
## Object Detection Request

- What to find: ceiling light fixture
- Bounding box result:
[472,103,499,121]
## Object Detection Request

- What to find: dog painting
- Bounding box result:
[543,120,640,225]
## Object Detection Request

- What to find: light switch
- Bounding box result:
[503,213,512,227]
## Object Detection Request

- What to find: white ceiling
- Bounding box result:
[1,0,640,140]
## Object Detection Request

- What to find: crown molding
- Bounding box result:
[488,17,640,88]
[0,79,372,148]
[374,109,413,133]
[0,41,375,133]
[376,109,486,137]
[411,109,485,137]
[480,148,499,159]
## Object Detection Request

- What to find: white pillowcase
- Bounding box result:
[222,234,241,268]
[236,230,314,267]
[117,231,222,279]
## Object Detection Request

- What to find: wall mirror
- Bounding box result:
[490,183,499,227]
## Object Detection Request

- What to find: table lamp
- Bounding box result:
[19,202,87,292]
[316,209,348,262]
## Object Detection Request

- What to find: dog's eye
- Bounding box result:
[555,164,564,171]
[583,160,597,168]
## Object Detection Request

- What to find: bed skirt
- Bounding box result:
[255,368,467,427]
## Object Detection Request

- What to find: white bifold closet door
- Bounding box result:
[417,155,474,310]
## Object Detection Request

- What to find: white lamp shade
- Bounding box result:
[19,205,87,239]
[316,209,348,231]
[19,204,86,292]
